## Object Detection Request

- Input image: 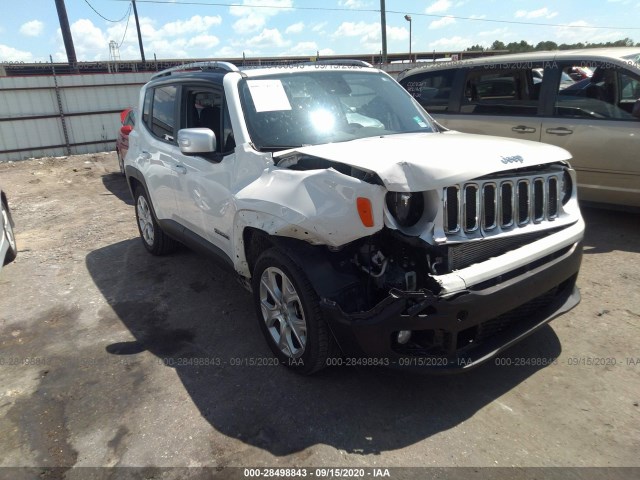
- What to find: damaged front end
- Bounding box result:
[262,153,584,371]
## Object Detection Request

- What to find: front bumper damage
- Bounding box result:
[320,234,583,373]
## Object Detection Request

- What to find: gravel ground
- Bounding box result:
[0,153,638,479]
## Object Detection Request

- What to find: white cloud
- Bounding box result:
[244,28,289,48]
[64,19,108,61]
[286,41,319,55]
[159,15,221,36]
[318,48,334,56]
[0,44,34,61]
[230,0,293,34]
[429,36,471,50]
[555,20,624,42]
[425,0,452,14]
[339,0,368,8]
[312,22,328,34]
[334,21,407,52]
[285,22,304,34]
[215,45,241,57]
[515,7,558,19]
[387,26,409,41]
[479,27,509,37]
[55,14,225,61]
[429,15,455,29]
[187,34,220,49]
[19,20,44,37]
[334,21,378,39]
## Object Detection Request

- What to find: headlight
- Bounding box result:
[386,192,424,227]
[561,170,573,205]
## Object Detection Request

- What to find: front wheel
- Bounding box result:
[1,201,17,265]
[252,248,335,375]
[134,187,178,255]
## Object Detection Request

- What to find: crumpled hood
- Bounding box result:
[275,131,571,191]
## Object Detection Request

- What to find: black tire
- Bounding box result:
[2,200,17,265]
[133,186,178,255]
[117,149,125,175]
[252,248,335,375]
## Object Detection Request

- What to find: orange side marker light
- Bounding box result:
[357,197,374,227]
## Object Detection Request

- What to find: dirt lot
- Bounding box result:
[0,153,638,477]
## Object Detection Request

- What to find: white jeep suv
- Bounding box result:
[125,61,584,374]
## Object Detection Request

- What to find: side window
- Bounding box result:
[460,68,539,116]
[142,90,152,126]
[182,88,235,154]
[618,71,640,115]
[554,65,639,121]
[222,102,236,153]
[151,85,177,142]
[401,70,454,112]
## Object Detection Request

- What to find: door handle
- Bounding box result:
[140,151,151,160]
[174,164,187,174]
[512,125,536,133]
[546,127,573,136]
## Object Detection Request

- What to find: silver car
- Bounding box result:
[1,186,17,270]
[398,48,640,208]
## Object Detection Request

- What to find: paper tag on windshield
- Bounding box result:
[247,80,292,112]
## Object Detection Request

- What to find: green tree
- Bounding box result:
[466,44,485,51]
[506,40,535,53]
[471,38,637,52]
[535,41,558,51]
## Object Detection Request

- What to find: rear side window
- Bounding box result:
[460,69,540,116]
[142,90,152,125]
[554,66,640,121]
[401,70,454,112]
[151,85,177,142]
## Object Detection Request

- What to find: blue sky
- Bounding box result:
[1,0,639,62]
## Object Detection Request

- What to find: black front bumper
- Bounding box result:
[320,241,583,372]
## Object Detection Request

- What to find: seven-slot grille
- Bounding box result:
[444,173,561,234]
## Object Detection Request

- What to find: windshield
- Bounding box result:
[239,70,436,150]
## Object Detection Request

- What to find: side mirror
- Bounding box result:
[120,125,133,135]
[633,99,640,119]
[178,128,217,155]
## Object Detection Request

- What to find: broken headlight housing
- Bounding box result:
[386,192,424,227]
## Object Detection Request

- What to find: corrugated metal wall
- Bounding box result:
[0,72,152,161]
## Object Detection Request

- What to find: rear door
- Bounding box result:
[401,64,545,142]
[540,63,640,207]
[138,84,181,220]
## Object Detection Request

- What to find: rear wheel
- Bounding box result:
[252,248,334,375]
[2,201,17,265]
[134,187,178,255]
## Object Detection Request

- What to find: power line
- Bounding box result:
[84,0,131,23]
[118,4,133,48]
[110,0,640,31]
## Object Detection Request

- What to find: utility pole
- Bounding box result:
[404,15,412,63]
[132,0,146,63]
[54,0,78,71]
[380,0,387,64]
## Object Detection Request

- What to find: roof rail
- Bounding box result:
[151,61,239,79]
[299,59,374,68]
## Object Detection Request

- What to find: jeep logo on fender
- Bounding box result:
[501,155,524,164]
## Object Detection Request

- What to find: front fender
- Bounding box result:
[232,167,386,276]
